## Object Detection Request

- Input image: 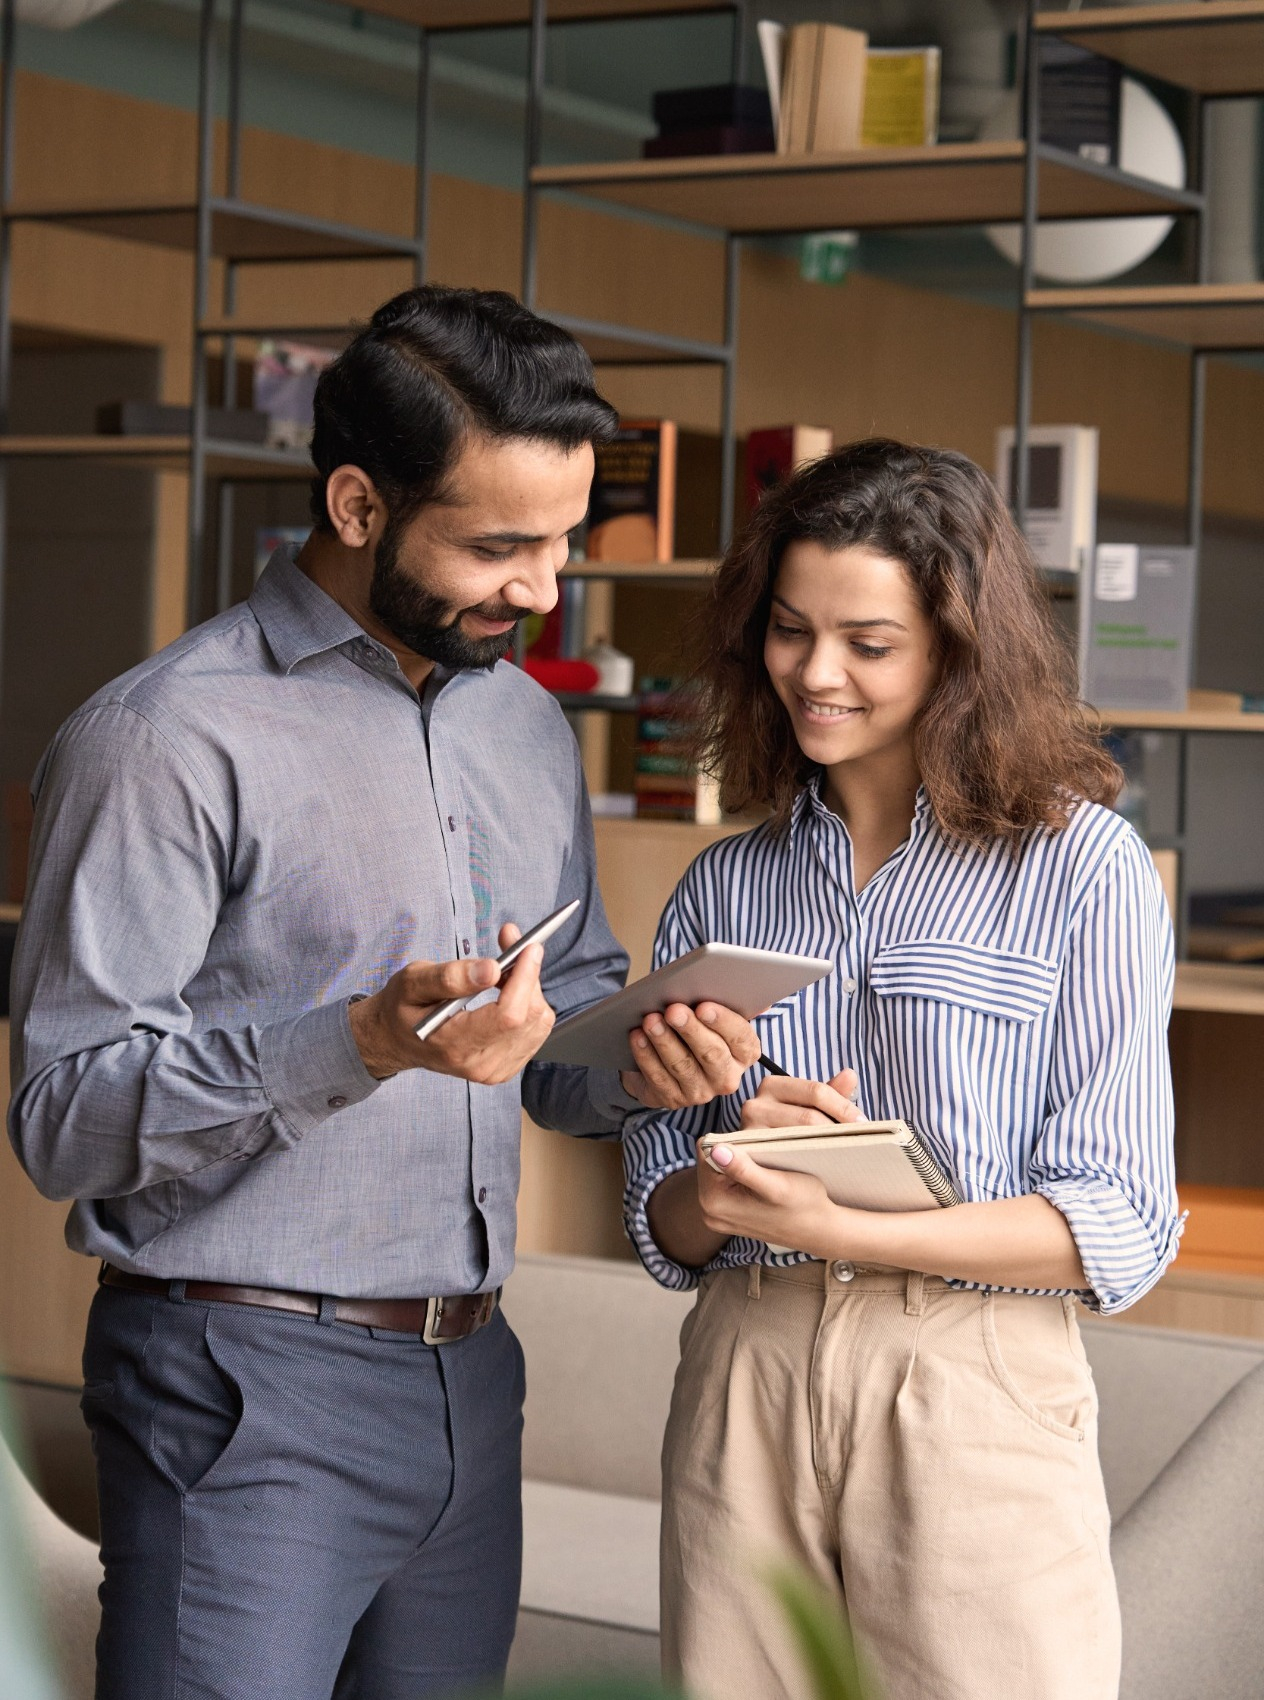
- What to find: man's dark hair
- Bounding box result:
[309,284,619,530]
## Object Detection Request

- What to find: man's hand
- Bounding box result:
[349,922,554,1085]
[619,1001,761,1111]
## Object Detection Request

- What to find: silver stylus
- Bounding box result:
[414,898,581,1041]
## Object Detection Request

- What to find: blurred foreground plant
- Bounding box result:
[767,1564,866,1700]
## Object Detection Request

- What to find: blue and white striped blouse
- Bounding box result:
[622,781,1181,1314]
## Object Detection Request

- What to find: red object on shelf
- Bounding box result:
[522,657,600,693]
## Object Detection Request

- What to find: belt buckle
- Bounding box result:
[422,1295,448,1346]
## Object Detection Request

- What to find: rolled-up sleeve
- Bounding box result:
[9,704,379,1202]
[1032,832,1183,1313]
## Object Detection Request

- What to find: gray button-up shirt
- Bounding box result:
[8,548,633,1296]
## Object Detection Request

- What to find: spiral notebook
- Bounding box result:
[698,1119,961,1211]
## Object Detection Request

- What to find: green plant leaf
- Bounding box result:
[767,1563,866,1700]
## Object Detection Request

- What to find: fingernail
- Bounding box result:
[632,1032,647,1050]
[471,961,497,987]
[646,1017,664,1036]
[666,1007,688,1028]
[712,1145,733,1167]
[698,1004,717,1023]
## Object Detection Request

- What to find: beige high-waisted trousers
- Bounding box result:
[660,1261,1120,1700]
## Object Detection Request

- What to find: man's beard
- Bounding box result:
[368,518,528,671]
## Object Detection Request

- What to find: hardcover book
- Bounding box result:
[587,421,677,563]
[1080,543,1197,711]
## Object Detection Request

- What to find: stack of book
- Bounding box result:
[634,681,721,825]
[644,83,774,159]
[587,421,676,564]
[761,23,941,154]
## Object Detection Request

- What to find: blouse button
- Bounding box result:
[842,977,857,995]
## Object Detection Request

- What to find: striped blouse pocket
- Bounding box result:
[870,940,1059,1023]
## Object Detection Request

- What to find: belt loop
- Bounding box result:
[317,1294,337,1327]
[905,1270,926,1317]
[747,1265,762,1300]
[168,1280,187,1304]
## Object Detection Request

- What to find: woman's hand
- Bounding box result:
[740,1068,864,1130]
[696,1138,842,1257]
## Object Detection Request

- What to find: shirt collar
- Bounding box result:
[789,772,935,842]
[249,544,372,675]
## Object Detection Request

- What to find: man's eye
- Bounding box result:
[474,547,514,562]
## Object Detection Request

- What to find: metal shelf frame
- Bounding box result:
[1015,1,1264,957]
[0,0,436,638]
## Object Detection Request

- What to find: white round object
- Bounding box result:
[982,78,1185,283]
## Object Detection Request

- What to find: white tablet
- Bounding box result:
[535,943,832,1071]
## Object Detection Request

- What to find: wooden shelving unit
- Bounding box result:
[0,434,311,481]
[1173,965,1264,1018]
[1034,2,1264,97]
[1097,707,1264,734]
[1027,283,1264,350]
[533,140,1199,236]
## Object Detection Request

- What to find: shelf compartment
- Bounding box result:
[1176,1185,1264,1275]
[0,435,311,481]
[5,198,420,264]
[532,142,1200,236]
[1035,3,1264,98]
[1028,283,1264,351]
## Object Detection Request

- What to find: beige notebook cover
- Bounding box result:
[698,1120,960,1212]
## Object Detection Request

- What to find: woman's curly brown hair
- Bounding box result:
[690,437,1120,846]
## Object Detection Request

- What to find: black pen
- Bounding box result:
[759,1052,789,1077]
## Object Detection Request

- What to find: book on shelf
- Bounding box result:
[1186,926,1264,964]
[634,680,721,825]
[645,83,774,158]
[994,424,1098,577]
[746,424,834,510]
[1039,40,1122,168]
[777,22,869,155]
[1080,544,1196,714]
[587,421,677,564]
[96,401,271,444]
[253,340,335,449]
[861,47,941,148]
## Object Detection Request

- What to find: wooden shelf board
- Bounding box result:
[6,200,417,264]
[0,435,311,481]
[360,0,732,27]
[533,142,1195,235]
[1036,4,1264,97]
[1028,284,1264,351]
[1173,963,1264,1016]
[1095,707,1264,733]
[566,557,716,580]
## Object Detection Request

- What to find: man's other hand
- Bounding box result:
[619,1002,760,1111]
[350,922,554,1085]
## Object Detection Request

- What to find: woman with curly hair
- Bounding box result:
[623,438,1179,1700]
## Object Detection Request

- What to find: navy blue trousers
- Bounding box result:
[81,1284,524,1700]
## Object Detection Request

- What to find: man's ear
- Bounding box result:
[324,465,383,549]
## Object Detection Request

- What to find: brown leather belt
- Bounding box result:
[99,1265,498,1346]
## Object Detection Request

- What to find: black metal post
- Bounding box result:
[215,480,235,612]
[414,27,431,286]
[0,0,16,742]
[521,0,547,307]
[1013,0,1041,528]
[719,233,740,553]
[221,0,244,410]
[187,0,218,629]
[729,0,747,85]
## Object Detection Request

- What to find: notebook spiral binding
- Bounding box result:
[903,1128,963,1208]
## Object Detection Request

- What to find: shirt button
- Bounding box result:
[447,815,457,832]
[327,1096,348,1110]
[842,977,857,995]
[462,938,471,954]
[832,1259,856,1284]
[478,1187,488,1204]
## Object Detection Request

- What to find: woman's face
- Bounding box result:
[764,540,940,777]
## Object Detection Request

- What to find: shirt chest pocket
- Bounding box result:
[870,940,1060,1024]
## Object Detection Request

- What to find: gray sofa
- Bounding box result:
[503,1252,1264,1699]
[8,1253,1264,1698]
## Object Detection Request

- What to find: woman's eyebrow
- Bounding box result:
[771,594,907,633]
